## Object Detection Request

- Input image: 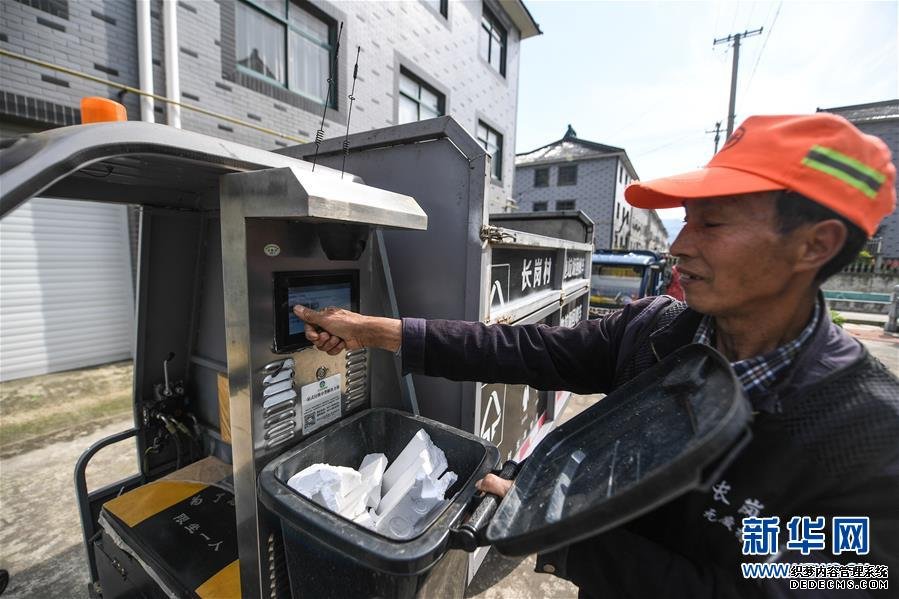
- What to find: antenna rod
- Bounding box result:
[311,21,343,172]
[341,46,362,179]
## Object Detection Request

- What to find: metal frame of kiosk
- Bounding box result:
[0,122,425,599]
[219,165,426,597]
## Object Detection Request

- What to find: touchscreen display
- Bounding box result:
[273,270,359,353]
[287,283,353,336]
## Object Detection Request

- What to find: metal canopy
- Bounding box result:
[221,166,426,230]
[0,121,370,217]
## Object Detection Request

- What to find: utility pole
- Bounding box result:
[706,121,723,155]
[714,28,763,138]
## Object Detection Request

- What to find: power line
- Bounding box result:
[634,131,706,157]
[712,1,724,39]
[607,102,663,139]
[730,2,741,34]
[744,2,783,97]
[744,2,757,32]
[713,27,764,137]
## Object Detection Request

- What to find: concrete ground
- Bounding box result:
[466,394,597,599]
[0,324,895,599]
[0,419,138,598]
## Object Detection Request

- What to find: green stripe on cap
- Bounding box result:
[810,145,886,184]
[806,149,883,195]
[802,157,879,199]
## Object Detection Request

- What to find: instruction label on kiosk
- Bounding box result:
[300,374,342,435]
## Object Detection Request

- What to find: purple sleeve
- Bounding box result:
[398,298,664,394]
[401,317,427,374]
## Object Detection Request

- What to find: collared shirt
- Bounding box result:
[692,301,822,401]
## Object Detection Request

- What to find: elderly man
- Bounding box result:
[295,114,898,597]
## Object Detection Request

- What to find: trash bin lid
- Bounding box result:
[485,343,752,556]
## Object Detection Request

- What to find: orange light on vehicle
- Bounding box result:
[80,97,127,123]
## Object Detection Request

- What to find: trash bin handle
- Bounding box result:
[449,460,519,552]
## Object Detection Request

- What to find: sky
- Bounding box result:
[514,0,898,224]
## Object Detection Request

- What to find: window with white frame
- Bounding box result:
[479,5,506,76]
[556,200,576,211]
[398,68,445,124]
[236,0,336,106]
[533,201,548,212]
[477,121,503,180]
[534,167,549,187]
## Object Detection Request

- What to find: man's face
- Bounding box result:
[670,192,803,318]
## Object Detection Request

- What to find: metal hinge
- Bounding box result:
[479,225,516,247]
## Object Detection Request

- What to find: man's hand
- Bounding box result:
[293,305,402,355]
[475,473,513,498]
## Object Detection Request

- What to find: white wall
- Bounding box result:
[0,199,134,381]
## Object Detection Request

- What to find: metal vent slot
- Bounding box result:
[347,370,366,384]
[265,430,295,449]
[264,399,297,418]
[263,358,294,374]
[346,362,366,376]
[346,354,366,367]
[264,410,297,429]
[263,379,294,397]
[264,420,296,440]
[347,378,366,393]
[263,389,297,410]
[347,386,366,398]
[261,359,298,438]
[344,348,368,411]
[263,368,294,386]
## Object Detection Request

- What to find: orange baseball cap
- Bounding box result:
[625,114,895,236]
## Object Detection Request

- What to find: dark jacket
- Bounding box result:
[401,296,899,598]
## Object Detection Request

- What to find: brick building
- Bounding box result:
[513,125,667,252]
[1,0,539,206]
[0,0,539,380]
[821,100,899,259]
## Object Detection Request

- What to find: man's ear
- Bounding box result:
[794,219,848,275]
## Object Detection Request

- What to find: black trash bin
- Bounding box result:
[259,344,753,599]
[258,408,498,599]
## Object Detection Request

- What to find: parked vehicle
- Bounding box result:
[589,250,669,317]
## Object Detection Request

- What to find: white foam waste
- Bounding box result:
[287,464,362,514]
[286,429,456,538]
[376,470,458,537]
[381,429,448,493]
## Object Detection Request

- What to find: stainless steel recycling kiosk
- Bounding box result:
[0,118,592,598]
[0,121,442,598]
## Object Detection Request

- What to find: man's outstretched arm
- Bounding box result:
[293,298,669,395]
